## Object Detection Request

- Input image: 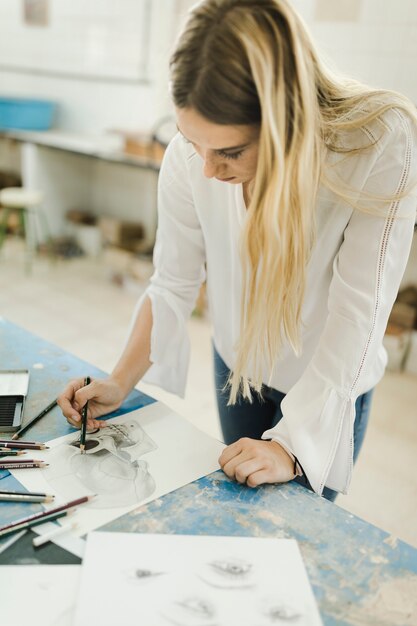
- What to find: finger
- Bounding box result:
[218,437,250,468]
[221,450,253,479]
[222,457,262,483]
[246,470,273,488]
[86,417,107,430]
[233,459,264,484]
[58,378,86,423]
[74,379,96,408]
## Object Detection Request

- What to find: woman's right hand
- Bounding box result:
[57,377,126,430]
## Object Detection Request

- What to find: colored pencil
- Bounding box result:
[0,510,71,538]
[0,462,47,470]
[0,441,48,450]
[0,450,25,456]
[79,376,91,454]
[0,489,54,497]
[0,457,42,462]
[12,399,58,440]
[0,494,94,533]
[0,438,40,445]
[0,493,55,503]
[33,521,77,547]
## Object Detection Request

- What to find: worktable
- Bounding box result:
[1,319,416,626]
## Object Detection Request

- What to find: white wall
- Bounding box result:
[0,0,183,134]
[292,0,417,104]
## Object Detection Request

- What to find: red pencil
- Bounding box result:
[0,462,47,470]
[0,494,95,533]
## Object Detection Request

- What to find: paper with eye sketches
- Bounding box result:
[75,532,323,626]
[10,401,225,537]
[1,565,80,626]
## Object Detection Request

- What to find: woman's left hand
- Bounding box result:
[219,438,295,487]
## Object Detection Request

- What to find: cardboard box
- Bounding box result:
[388,301,416,330]
[383,323,411,371]
[98,216,144,250]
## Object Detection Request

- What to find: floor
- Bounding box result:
[1,238,416,548]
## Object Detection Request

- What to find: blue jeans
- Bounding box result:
[214,347,373,502]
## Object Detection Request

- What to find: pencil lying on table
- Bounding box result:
[12,399,58,440]
[0,462,47,470]
[0,509,72,538]
[0,491,55,503]
[0,440,48,450]
[0,494,94,534]
[0,450,25,457]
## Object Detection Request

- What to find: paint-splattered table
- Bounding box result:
[1,320,416,626]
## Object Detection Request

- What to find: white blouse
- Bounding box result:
[138,108,417,496]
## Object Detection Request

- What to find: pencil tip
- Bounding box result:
[11,434,18,441]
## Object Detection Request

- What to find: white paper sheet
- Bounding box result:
[1,565,80,626]
[10,402,225,537]
[74,532,322,626]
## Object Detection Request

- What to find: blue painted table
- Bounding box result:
[1,319,416,626]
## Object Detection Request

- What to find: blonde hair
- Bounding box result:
[170,0,417,403]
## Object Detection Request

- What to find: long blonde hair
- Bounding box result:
[170,0,417,402]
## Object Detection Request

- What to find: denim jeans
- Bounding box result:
[214,347,373,501]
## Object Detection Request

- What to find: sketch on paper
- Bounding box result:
[74,533,323,626]
[198,557,255,589]
[160,596,218,626]
[42,420,157,508]
[10,402,226,537]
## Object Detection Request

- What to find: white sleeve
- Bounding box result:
[135,134,206,396]
[262,109,417,495]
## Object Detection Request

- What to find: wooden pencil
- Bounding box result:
[0,441,48,450]
[0,509,71,538]
[0,489,54,497]
[0,462,47,470]
[0,494,94,533]
[12,399,58,440]
[0,493,55,503]
[79,376,91,454]
[0,450,25,456]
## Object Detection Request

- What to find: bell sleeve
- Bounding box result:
[133,134,206,396]
[262,109,417,495]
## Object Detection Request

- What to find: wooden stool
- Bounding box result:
[0,187,51,272]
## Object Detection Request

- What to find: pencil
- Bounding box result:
[0,442,48,450]
[0,493,55,503]
[0,494,94,533]
[12,399,58,440]
[0,438,43,445]
[79,376,91,454]
[0,509,71,538]
[0,450,25,456]
[0,489,55,497]
[0,462,48,470]
[33,521,77,547]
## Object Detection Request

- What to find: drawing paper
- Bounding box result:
[1,565,80,626]
[10,402,225,536]
[75,532,322,626]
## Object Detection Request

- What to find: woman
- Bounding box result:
[59,0,417,500]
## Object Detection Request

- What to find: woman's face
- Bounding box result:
[176,107,259,186]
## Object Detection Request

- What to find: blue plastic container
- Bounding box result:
[0,97,56,131]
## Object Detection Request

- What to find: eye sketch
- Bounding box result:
[125,568,166,583]
[198,556,256,589]
[260,596,303,623]
[160,596,218,626]
[42,419,157,508]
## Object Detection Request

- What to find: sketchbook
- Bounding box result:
[74,532,323,626]
[10,401,225,536]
